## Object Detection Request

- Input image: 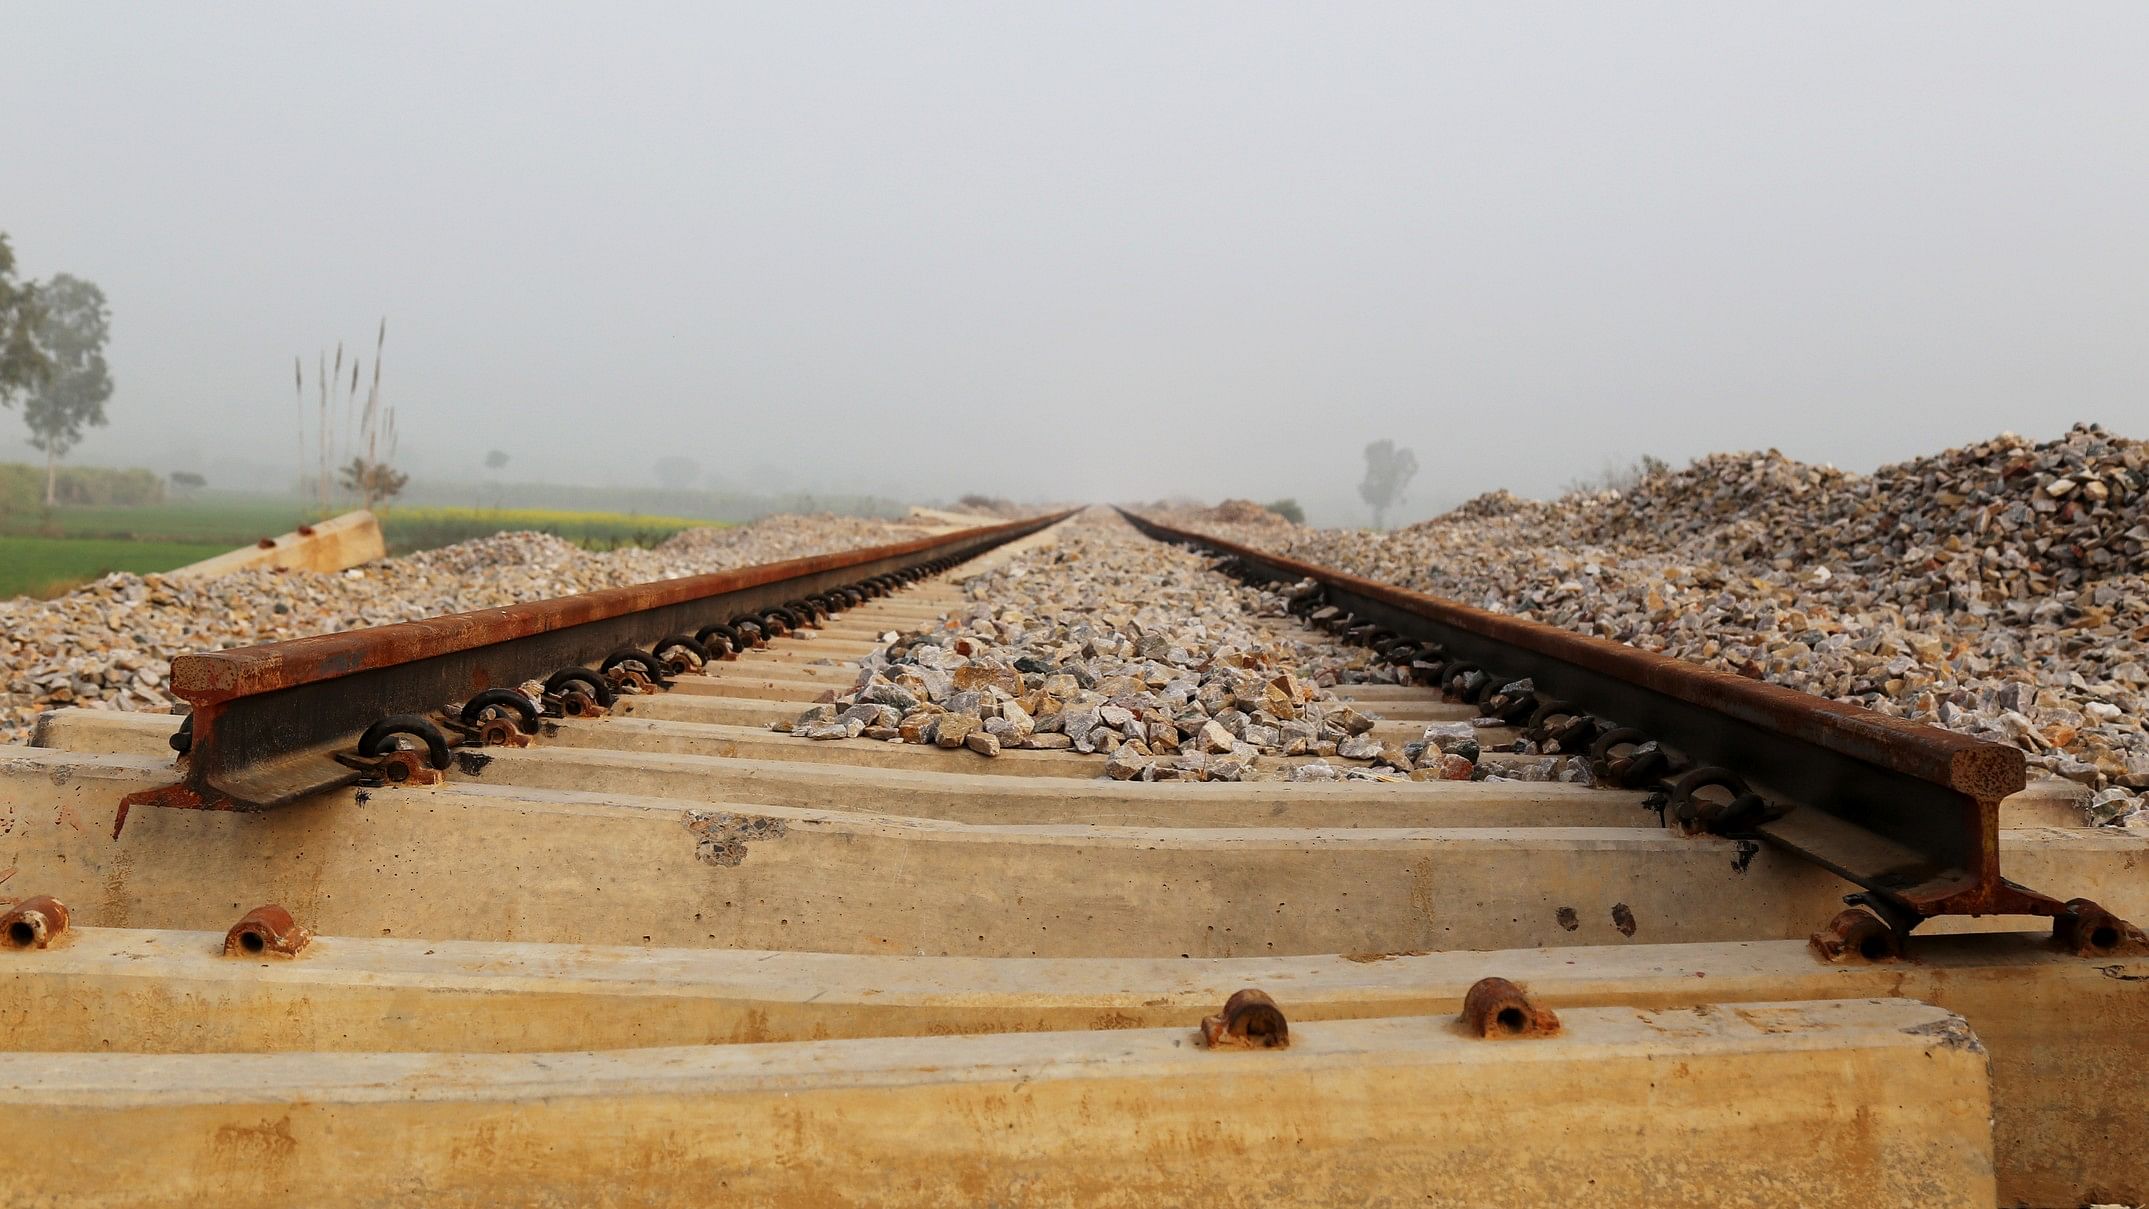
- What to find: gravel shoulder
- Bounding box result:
[1158,424,2148,825]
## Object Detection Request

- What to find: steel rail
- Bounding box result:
[1120,508,2115,932]
[121,511,1073,824]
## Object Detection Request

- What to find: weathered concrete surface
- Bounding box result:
[732,634,887,657]
[726,647,901,669]
[165,508,386,578]
[612,692,808,727]
[816,612,953,629]
[0,1000,1994,1208]
[0,931,2127,1201]
[1326,683,1461,700]
[1303,697,1479,722]
[6,751,2144,956]
[0,756,1847,954]
[455,745,1652,827]
[685,661,882,686]
[671,671,861,701]
[27,708,180,758]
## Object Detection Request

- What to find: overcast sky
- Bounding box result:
[4,3,2146,525]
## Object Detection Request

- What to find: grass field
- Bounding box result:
[0,536,232,599]
[0,498,726,599]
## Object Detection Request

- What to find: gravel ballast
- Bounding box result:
[801,509,1523,784]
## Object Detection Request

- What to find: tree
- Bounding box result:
[169,471,206,496]
[1265,498,1305,524]
[480,449,510,509]
[1358,438,1419,530]
[654,456,700,490]
[23,275,114,506]
[0,234,50,416]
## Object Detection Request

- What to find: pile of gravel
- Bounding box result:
[654,514,930,562]
[799,510,1495,783]
[1190,499,1295,527]
[0,513,935,743]
[1160,423,2149,825]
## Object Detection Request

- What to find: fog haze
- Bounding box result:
[5,3,2146,525]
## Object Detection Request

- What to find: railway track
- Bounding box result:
[2,506,2143,1206]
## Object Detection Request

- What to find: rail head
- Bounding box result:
[1117,508,2066,926]
[127,511,1074,822]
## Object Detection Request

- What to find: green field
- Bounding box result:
[0,497,314,544]
[0,535,232,599]
[0,497,727,599]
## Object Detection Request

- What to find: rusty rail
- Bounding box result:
[123,511,1072,822]
[1120,508,2087,930]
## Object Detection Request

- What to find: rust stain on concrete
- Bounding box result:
[686,811,790,866]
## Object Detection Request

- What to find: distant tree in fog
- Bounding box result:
[1358,439,1418,530]
[23,274,114,506]
[170,470,206,495]
[654,456,700,491]
[1265,498,1305,524]
[0,235,47,411]
[481,449,510,508]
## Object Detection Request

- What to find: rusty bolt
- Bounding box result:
[2052,898,2147,958]
[376,749,444,786]
[474,717,531,748]
[1461,977,1560,1039]
[555,687,607,717]
[1,896,70,950]
[1809,908,1903,964]
[1199,988,1289,1049]
[225,905,311,958]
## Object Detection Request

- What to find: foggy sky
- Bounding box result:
[4,3,2146,526]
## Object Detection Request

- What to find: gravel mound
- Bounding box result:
[654,514,931,562]
[1192,499,1293,527]
[1160,423,2149,824]
[0,513,936,743]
